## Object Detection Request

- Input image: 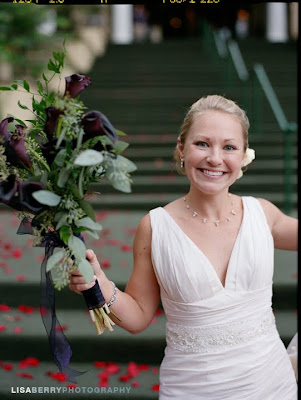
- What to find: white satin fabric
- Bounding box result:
[149,196,297,399]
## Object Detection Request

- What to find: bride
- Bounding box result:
[69,95,297,399]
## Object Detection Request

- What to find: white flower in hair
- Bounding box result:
[243,148,255,167]
[237,148,255,179]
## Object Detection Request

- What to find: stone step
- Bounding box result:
[0,360,160,400]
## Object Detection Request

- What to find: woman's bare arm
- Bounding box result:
[69,214,161,334]
[258,198,298,251]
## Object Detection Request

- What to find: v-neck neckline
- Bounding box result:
[160,196,246,290]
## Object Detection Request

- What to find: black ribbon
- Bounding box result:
[82,279,106,310]
[17,218,86,383]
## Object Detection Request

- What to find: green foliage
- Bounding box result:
[0,43,137,290]
[0,4,57,77]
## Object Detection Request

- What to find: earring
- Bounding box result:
[180,159,184,169]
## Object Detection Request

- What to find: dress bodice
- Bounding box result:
[149,197,274,326]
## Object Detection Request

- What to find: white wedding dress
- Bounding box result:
[149,196,297,399]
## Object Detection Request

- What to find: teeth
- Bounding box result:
[202,169,224,176]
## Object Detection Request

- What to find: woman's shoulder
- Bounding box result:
[250,196,283,232]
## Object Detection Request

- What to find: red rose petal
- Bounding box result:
[98,371,109,388]
[105,363,120,374]
[101,228,111,237]
[49,372,67,382]
[18,305,34,314]
[12,248,23,259]
[16,275,26,282]
[152,384,160,391]
[18,357,40,369]
[138,364,149,371]
[151,367,159,373]
[39,306,49,316]
[94,361,106,369]
[155,309,164,316]
[131,381,140,387]
[4,243,11,250]
[121,244,133,252]
[4,363,13,371]
[125,227,137,236]
[100,259,111,269]
[16,372,33,379]
[13,326,23,334]
[108,239,120,246]
[96,211,110,220]
[0,324,7,332]
[127,361,140,377]
[119,374,131,382]
[98,371,109,381]
[67,384,77,389]
[55,324,68,332]
[0,304,11,312]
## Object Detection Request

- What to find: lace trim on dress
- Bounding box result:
[166,311,277,354]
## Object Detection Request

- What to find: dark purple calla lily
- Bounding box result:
[81,110,118,144]
[0,174,18,203]
[40,138,72,166]
[44,107,64,140]
[8,125,31,168]
[0,178,45,214]
[18,181,46,214]
[0,118,32,169]
[64,74,91,98]
[0,117,14,141]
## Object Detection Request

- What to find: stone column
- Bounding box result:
[266,2,288,42]
[289,2,298,40]
[111,5,134,44]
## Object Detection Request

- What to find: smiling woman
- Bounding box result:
[69,94,298,399]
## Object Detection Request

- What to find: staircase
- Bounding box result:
[0,38,297,399]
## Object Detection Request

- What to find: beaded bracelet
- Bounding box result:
[107,281,117,308]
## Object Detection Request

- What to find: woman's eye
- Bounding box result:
[196,141,208,147]
[225,145,235,151]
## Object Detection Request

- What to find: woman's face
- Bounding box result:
[178,110,245,195]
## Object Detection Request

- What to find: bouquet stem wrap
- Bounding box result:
[78,234,120,335]
[17,219,86,383]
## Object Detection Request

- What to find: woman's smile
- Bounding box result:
[198,168,227,178]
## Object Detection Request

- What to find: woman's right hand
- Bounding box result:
[68,249,101,295]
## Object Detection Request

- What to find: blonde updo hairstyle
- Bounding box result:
[174,95,250,175]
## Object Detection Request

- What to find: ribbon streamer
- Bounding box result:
[17,218,86,383]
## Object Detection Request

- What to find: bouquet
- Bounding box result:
[0,44,136,380]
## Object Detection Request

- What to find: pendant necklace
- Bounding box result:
[183,193,236,227]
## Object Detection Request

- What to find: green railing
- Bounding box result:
[205,25,296,214]
[253,63,297,215]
